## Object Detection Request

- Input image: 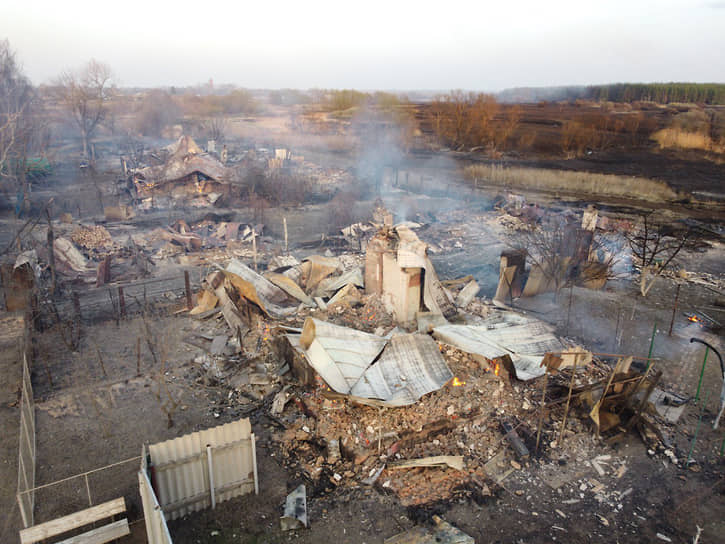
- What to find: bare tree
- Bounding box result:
[494,104,522,151]
[624,211,694,296]
[427,91,499,151]
[513,216,617,299]
[204,116,228,143]
[133,90,181,137]
[0,40,37,209]
[55,59,115,158]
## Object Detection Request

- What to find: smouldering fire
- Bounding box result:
[451,377,466,387]
[493,362,500,376]
[688,315,702,324]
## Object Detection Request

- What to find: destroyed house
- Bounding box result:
[131,135,233,205]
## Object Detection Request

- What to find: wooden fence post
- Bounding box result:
[118,286,126,318]
[184,271,192,310]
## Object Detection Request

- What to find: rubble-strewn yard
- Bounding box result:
[1,135,724,544]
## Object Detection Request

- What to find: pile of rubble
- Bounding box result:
[275,343,521,506]
[70,225,113,251]
[168,212,691,520]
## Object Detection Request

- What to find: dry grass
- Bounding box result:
[463,164,680,202]
[651,128,725,154]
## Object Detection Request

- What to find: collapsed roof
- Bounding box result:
[134,136,232,185]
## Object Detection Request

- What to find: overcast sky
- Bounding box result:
[2,0,724,90]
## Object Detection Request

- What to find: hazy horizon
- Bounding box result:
[3,0,724,90]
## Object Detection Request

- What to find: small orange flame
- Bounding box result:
[452,377,466,387]
[494,363,500,376]
[688,315,701,323]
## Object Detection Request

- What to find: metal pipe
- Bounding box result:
[535,373,549,455]
[646,321,657,371]
[668,283,681,336]
[206,444,216,509]
[695,347,709,403]
[284,217,288,255]
[690,338,724,378]
[251,433,259,495]
[688,389,711,464]
[184,271,192,310]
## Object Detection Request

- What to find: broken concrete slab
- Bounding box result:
[385,515,474,544]
[455,279,480,308]
[416,312,448,333]
[388,456,464,471]
[649,388,687,424]
[280,484,307,530]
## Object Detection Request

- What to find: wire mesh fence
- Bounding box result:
[16,353,36,528]
[19,456,142,528]
[47,270,196,325]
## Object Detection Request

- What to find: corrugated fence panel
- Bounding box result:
[150,431,208,520]
[147,417,256,521]
[204,419,255,504]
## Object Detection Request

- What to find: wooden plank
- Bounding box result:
[19,498,126,544]
[56,519,130,544]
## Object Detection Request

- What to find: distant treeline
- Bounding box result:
[498,83,725,105]
[585,83,725,105]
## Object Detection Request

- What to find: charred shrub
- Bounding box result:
[327,188,363,229]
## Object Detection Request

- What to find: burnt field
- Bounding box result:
[1,94,724,544]
[415,99,725,202]
[465,148,725,200]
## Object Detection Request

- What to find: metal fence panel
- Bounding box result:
[147,417,257,521]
